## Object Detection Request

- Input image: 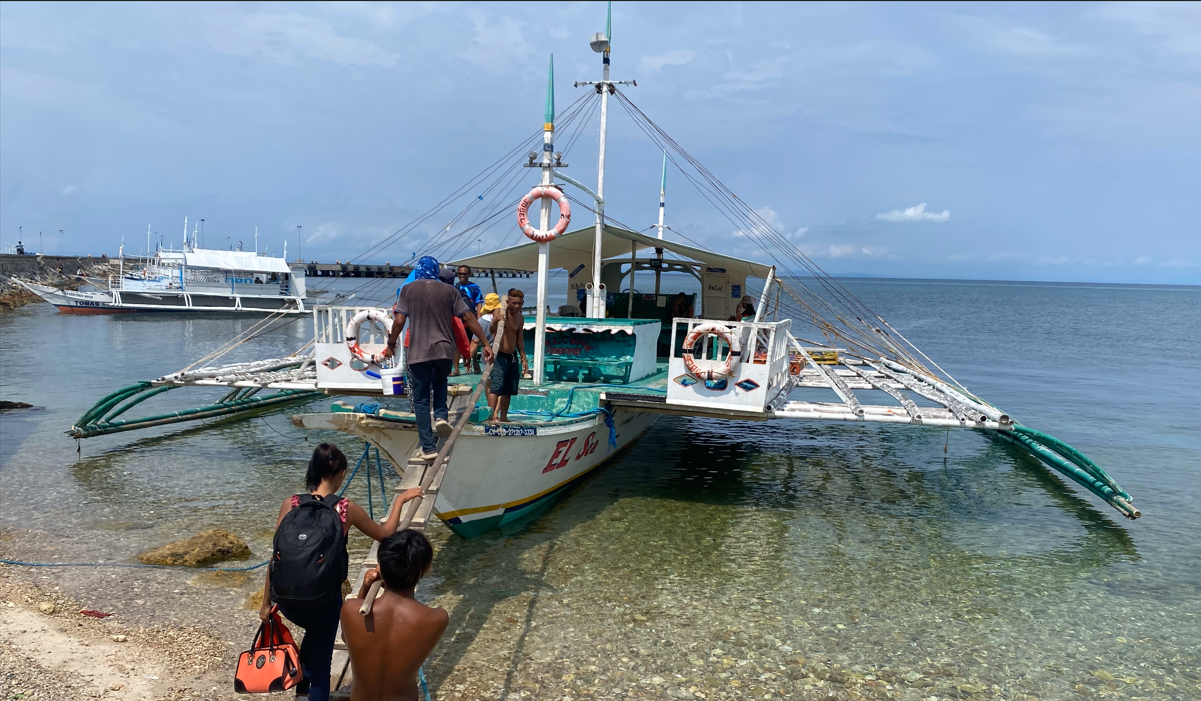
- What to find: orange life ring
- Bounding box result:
[681,323,741,381]
[516,186,571,243]
[345,309,393,366]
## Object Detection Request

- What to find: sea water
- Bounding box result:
[1,278,1198,699]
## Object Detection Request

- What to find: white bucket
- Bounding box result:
[380,365,406,396]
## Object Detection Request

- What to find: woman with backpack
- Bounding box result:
[258,443,424,701]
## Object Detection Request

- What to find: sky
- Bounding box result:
[1,1,1198,284]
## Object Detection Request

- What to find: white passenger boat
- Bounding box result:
[17,221,307,315]
[73,9,1139,546]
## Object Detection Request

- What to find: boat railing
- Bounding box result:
[314,305,395,391]
[666,317,793,413]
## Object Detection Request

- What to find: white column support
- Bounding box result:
[626,239,636,318]
[753,266,775,323]
[591,81,609,319]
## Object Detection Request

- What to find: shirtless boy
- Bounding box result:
[340,529,448,701]
[487,289,529,423]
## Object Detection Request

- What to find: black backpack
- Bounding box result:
[269,495,349,608]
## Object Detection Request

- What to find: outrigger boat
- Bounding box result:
[70,12,1140,693]
[72,11,1139,533]
[17,220,307,315]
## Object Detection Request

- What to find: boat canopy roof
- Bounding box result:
[452,225,773,280]
[182,250,292,274]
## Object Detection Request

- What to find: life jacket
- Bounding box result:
[269,494,349,608]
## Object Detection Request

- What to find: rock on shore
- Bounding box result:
[138,529,251,568]
[0,254,112,311]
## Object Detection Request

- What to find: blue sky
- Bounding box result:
[1,1,1198,284]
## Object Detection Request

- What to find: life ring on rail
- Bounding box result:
[516,186,571,243]
[681,323,741,381]
[345,309,393,366]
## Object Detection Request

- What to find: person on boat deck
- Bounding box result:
[455,266,485,313]
[341,529,448,701]
[487,289,529,423]
[739,301,756,321]
[440,267,477,377]
[385,256,492,460]
[468,292,502,374]
[670,292,694,320]
[258,443,424,701]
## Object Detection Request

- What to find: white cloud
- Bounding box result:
[875,203,950,223]
[462,15,531,68]
[641,50,695,73]
[1094,2,1201,57]
[208,12,399,67]
[733,206,807,242]
[61,185,75,195]
[1135,256,1151,265]
[953,15,1088,57]
[805,244,891,259]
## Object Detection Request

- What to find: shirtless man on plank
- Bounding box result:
[340,529,448,701]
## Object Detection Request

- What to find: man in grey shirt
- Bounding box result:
[385,257,492,460]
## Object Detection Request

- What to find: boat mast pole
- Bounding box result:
[578,4,634,317]
[590,8,611,320]
[533,55,556,385]
[655,150,665,295]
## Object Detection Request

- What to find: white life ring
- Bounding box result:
[681,323,741,381]
[516,186,571,243]
[345,309,393,366]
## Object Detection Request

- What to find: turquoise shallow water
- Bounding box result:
[1,278,1199,699]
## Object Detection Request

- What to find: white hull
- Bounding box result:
[14,280,306,315]
[293,409,658,537]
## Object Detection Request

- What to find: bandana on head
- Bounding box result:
[414,256,440,280]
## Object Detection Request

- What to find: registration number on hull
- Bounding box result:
[483,425,537,437]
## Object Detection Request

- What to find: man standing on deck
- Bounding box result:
[455,265,485,315]
[385,256,492,461]
[487,289,528,423]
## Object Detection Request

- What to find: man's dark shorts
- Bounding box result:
[491,352,521,396]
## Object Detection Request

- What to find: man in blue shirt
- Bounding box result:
[455,266,485,314]
[452,266,486,375]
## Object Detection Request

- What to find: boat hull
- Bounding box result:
[293,409,659,538]
[15,280,306,315]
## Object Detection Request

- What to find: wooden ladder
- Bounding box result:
[329,310,506,698]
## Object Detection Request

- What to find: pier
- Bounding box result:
[303,261,532,279]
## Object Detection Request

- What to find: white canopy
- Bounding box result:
[452,225,773,280]
[182,250,293,274]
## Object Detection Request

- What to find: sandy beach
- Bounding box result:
[0,564,234,701]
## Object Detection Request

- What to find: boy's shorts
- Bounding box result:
[491,352,521,396]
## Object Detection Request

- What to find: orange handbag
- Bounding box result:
[234,606,303,694]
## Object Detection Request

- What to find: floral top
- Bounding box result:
[290,494,350,535]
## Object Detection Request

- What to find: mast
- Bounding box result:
[655,150,666,295]
[254,227,259,255]
[183,216,188,250]
[579,2,633,318]
[533,55,556,385]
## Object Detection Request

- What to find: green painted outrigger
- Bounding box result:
[68,357,322,439]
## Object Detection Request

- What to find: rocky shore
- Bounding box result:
[0,254,112,311]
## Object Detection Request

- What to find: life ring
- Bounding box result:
[681,323,741,381]
[345,309,393,366]
[516,186,571,243]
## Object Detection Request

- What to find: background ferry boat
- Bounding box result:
[16,222,308,315]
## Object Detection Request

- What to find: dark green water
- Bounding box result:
[1,279,1198,699]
